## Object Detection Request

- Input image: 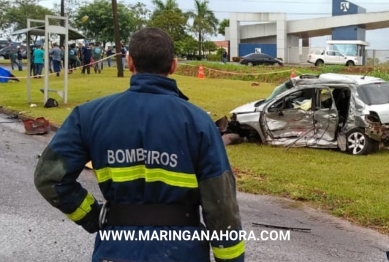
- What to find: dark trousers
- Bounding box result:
[82,58,91,74]
[53,60,61,73]
[34,63,43,76]
[10,60,18,70]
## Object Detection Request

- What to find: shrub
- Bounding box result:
[232,57,240,62]
[207,54,222,62]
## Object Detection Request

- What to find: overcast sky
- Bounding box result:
[40,0,389,49]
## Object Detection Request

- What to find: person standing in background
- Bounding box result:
[49,43,62,77]
[16,46,23,71]
[33,45,44,78]
[120,42,127,70]
[106,46,113,67]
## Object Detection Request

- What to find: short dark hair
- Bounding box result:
[128,28,174,75]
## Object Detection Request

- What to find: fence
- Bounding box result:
[286,47,389,66]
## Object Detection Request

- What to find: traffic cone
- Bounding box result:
[198,65,205,79]
[290,68,296,78]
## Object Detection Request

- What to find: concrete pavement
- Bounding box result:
[0,113,388,262]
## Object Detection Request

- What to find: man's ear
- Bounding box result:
[127,54,135,73]
[169,58,178,75]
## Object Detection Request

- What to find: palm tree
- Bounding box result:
[151,0,179,19]
[187,0,218,57]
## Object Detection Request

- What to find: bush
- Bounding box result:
[207,54,222,62]
[232,57,240,62]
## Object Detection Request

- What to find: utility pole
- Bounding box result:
[112,0,123,77]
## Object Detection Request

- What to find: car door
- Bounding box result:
[312,87,339,142]
[326,51,337,64]
[261,88,315,140]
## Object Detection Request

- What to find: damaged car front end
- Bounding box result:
[216,73,389,155]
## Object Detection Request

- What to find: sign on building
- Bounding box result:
[340,1,349,12]
[255,48,261,53]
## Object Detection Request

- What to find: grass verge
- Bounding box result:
[1,66,389,234]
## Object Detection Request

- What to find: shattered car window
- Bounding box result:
[265,82,290,102]
[357,82,389,105]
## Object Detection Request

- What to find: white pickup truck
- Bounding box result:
[307,50,359,67]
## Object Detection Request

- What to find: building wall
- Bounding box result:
[241,36,276,44]
[331,0,366,41]
[238,43,277,57]
[228,12,287,62]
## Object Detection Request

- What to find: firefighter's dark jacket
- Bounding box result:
[34,73,245,262]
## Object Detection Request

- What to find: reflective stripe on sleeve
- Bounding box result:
[212,240,245,260]
[66,192,95,221]
[94,165,198,188]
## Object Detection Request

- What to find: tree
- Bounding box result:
[175,35,198,56]
[203,40,217,54]
[51,0,82,46]
[187,0,218,57]
[148,3,188,42]
[218,18,229,36]
[0,0,10,31]
[4,0,54,41]
[150,0,178,19]
[74,0,149,46]
[52,0,82,28]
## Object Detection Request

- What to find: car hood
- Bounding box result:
[230,99,267,114]
[365,104,389,124]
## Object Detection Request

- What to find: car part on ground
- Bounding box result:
[216,73,389,155]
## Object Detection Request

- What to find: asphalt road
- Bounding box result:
[0,113,388,262]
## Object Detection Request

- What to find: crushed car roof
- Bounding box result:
[292,73,385,87]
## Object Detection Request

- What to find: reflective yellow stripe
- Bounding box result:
[212,241,245,260]
[66,192,95,221]
[94,165,198,188]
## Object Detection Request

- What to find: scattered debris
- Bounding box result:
[23,117,50,135]
[222,133,243,146]
[252,222,311,232]
[6,114,19,120]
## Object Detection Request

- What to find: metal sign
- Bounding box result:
[340,1,349,12]
[255,48,261,54]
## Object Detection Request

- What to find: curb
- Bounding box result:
[0,106,61,132]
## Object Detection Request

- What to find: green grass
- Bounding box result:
[2,66,389,233]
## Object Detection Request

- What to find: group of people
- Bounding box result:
[9,41,126,77]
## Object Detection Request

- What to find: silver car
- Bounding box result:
[216,73,389,155]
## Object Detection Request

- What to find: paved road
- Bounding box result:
[0,113,388,262]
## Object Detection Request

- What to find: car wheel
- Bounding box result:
[346,61,355,66]
[315,60,324,66]
[247,62,253,66]
[345,128,373,155]
[0,56,4,60]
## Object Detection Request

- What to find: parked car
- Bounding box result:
[0,45,28,60]
[0,39,11,50]
[240,53,283,66]
[307,50,358,66]
[216,73,389,155]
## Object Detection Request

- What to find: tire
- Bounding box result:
[346,60,355,66]
[345,128,374,155]
[315,60,324,67]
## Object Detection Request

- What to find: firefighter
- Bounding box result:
[34,27,245,262]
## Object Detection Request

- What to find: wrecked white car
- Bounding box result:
[216,73,389,155]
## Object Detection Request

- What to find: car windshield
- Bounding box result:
[264,83,289,102]
[357,82,389,105]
